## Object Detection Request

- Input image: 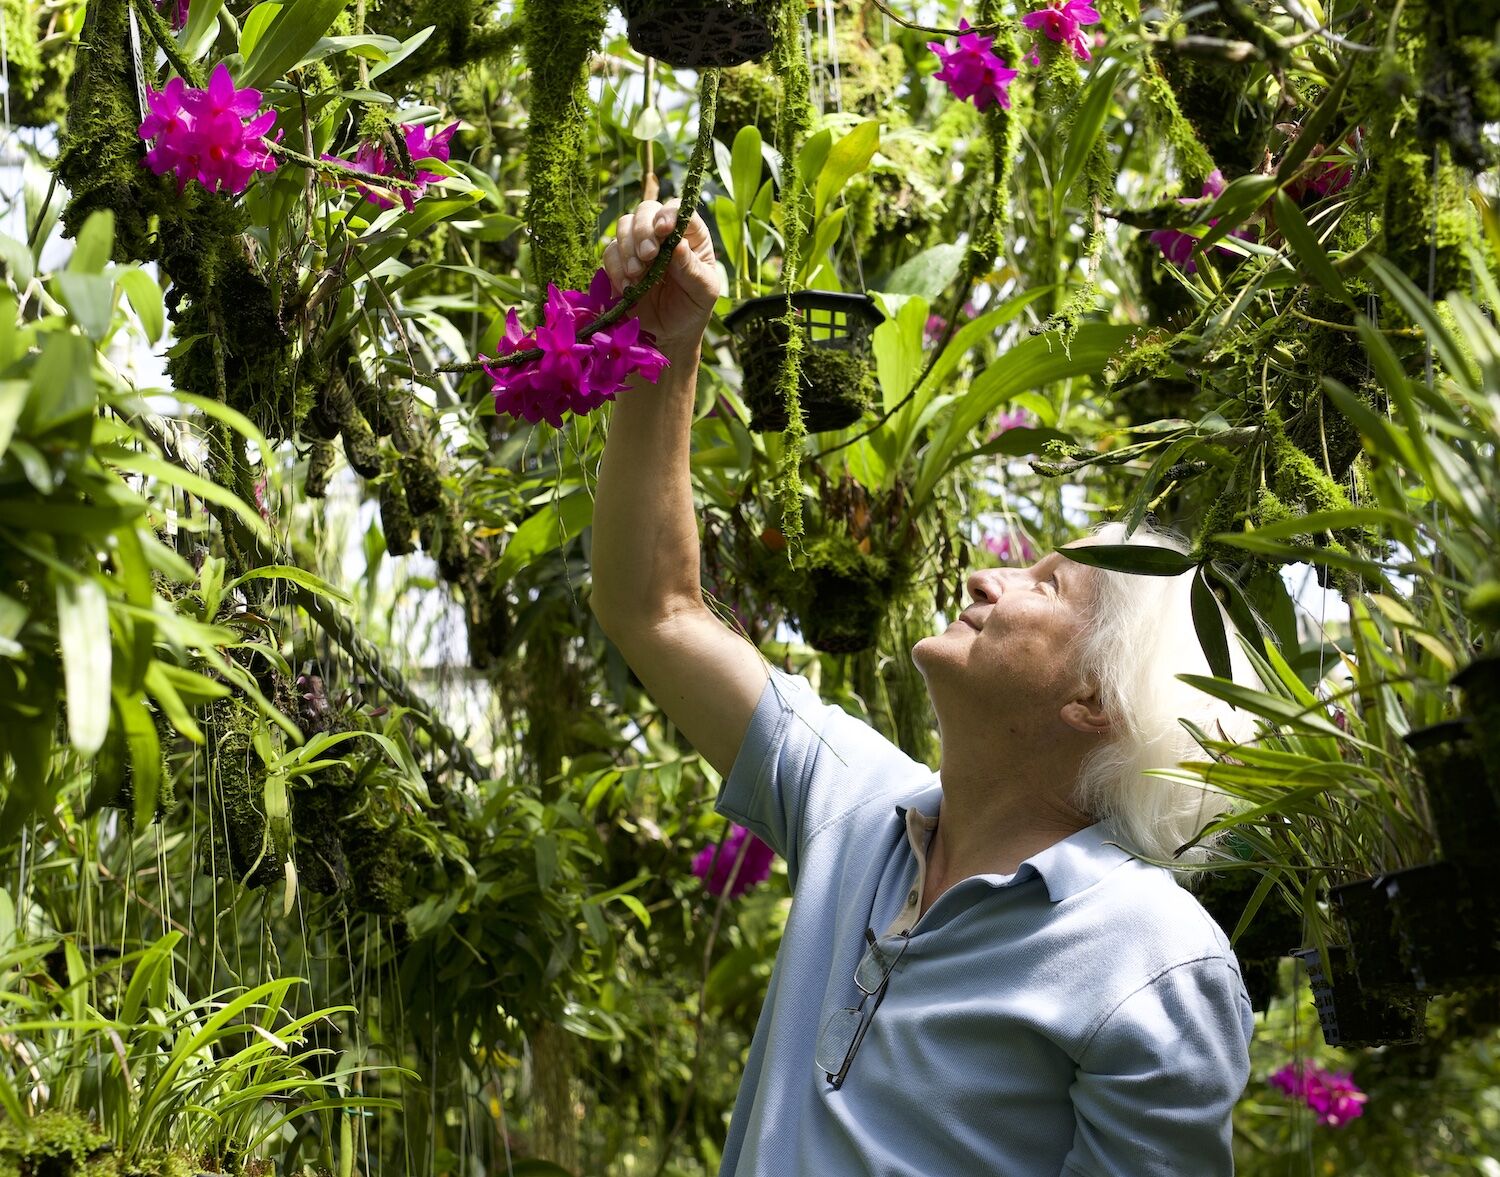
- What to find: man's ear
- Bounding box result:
[1060,691,1111,736]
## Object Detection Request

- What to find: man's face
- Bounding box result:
[912,547,1102,734]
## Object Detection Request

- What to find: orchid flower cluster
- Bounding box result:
[928,2,1101,112]
[1269,1061,1368,1128]
[482,269,670,428]
[1148,170,1254,273]
[330,122,459,211]
[138,64,279,196]
[692,823,776,900]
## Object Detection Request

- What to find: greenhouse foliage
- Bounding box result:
[1,0,1500,1172]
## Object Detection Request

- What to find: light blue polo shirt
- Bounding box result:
[715,668,1255,1177]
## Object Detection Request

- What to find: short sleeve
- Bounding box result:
[1062,956,1253,1177]
[715,668,931,887]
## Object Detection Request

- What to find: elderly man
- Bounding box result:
[590,200,1255,1177]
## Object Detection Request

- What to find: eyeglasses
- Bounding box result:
[815,927,911,1089]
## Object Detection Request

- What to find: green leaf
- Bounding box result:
[881,243,964,301]
[239,2,283,61]
[0,380,27,461]
[116,268,166,344]
[224,563,352,604]
[730,124,764,216]
[1191,566,1232,681]
[239,0,352,90]
[0,232,35,289]
[56,577,111,754]
[1198,174,1278,254]
[22,333,95,435]
[1177,674,1344,737]
[795,128,833,191]
[67,210,115,274]
[1214,506,1410,541]
[368,24,435,80]
[492,490,594,584]
[872,296,927,415]
[1060,542,1198,577]
[1272,191,1351,306]
[54,272,117,342]
[102,447,273,545]
[1053,61,1121,220]
[1273,64,1352,183]
[814,120,879,218]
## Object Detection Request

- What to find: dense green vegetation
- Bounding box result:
[2,0,1500,1172]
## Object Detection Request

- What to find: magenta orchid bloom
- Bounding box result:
[483,268,670,428]
[156,0,189,30]
[328,121,460,211]
[1021,0,1101,61]
[928,20,1019,112]
[692,824,776,899]
[982,529,1036,564]
[138,64,279,195]
[1269,1061,1367,1128]
[1148,170,1254,273]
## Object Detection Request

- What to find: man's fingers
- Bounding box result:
[601,239,627,295]
[614,214,638,281]
[622,200,662,280]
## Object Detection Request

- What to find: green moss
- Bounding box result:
[290,773,351,896]
[713,62,782,143]
[342,802,410,918]
[1156,17,1274,177]
[1380,143,1480,300]
[320,379,382,478]
[467,567,513,670]
[1458,35,1500,121]
[381,480,417,556]
[815,18,905,116]
[200,700,284,889]
[399,451,443,516]
[738,317,875,432]
[0,1109,112,1176]
[54,0,176,262]
[522,0,608,294]
[1137,56,1216,181]
[305,439,336,498]
[795,535,893,654]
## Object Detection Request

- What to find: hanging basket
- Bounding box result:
[1293,945,1427,1048]
[619,0,775,68]
[1404,720,1499,866]
[1453,653,1500,800]
[1382,860,1500,993]
[794,537,892,655]
[1329,875,1414,995]
[727,292,883,434]
[1239,957,1282,1013]
[1193,868,1302,964]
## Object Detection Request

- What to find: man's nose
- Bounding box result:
[966,568,1007,604]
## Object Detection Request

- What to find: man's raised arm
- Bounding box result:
[589,199,769,778]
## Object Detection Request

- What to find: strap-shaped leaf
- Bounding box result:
[1272,191,1351,306]
[239,0,352,89]
[1060,542,1197,577]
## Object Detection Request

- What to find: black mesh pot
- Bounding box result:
[1293,945,1427,1048]
[727,292,883,434]
[1405,720,1497,866]
[620,0,775,67]
[1454,654,1500,806]
[795,541,891,655]
[1382,860,1500,993]
[1329,875,1415,995]
[1194,868,1303,963]
[1240,957,1282,1013]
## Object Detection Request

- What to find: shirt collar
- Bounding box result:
[895,784,1135,903]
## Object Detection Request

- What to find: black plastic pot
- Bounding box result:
[727,292,883,434]
[1453,653,1500,800]
[1240,957,1282,1013]
[1329,875,1414,995]
[1293,944,1427,1048]
[1194,868,1302,963]
[1404,720,1498,866]
[620,0,775,67]
[1382,860,1500,993]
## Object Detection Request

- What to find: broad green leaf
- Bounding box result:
[795,128,834,192]
[22,333,95,435]
[814,121,880,217]
[54,272,117,342]
[239,0,352,89]
[731,124,764,216]
[1365,254,1474,382]
[67,210,115,274]
[1060,542,1197,577]
[368,24,435,80]
[872,296,927,415]
[0,232,34,288]
[1177,674,1344,736]
[1272,191,1351,306]
[1191,566,1232,681]
[0,380,27,460]
[1053,62,1121,220]
[182,0,228,55]
[1198,175,1278,254]
[56,577,111,754]
[102,447,273,544]
[116,268,166,343]
[239,2,284,61]
[881,243,964,301]
[493,490,594,584]
[1218,506,1410,541]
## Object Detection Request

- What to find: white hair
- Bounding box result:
[1067,521,1258,868]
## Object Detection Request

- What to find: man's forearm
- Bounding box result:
[591,345,705,628]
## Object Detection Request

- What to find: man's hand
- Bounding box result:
[601,198,718,355]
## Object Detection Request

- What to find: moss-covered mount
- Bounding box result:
[1,0,77,128]
[794,535,894,655]
[0,1109,204,1177]
[727,292,882,433]
[523,0,608,296]
[620,0,776,67]
[1155,14,1275,177]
